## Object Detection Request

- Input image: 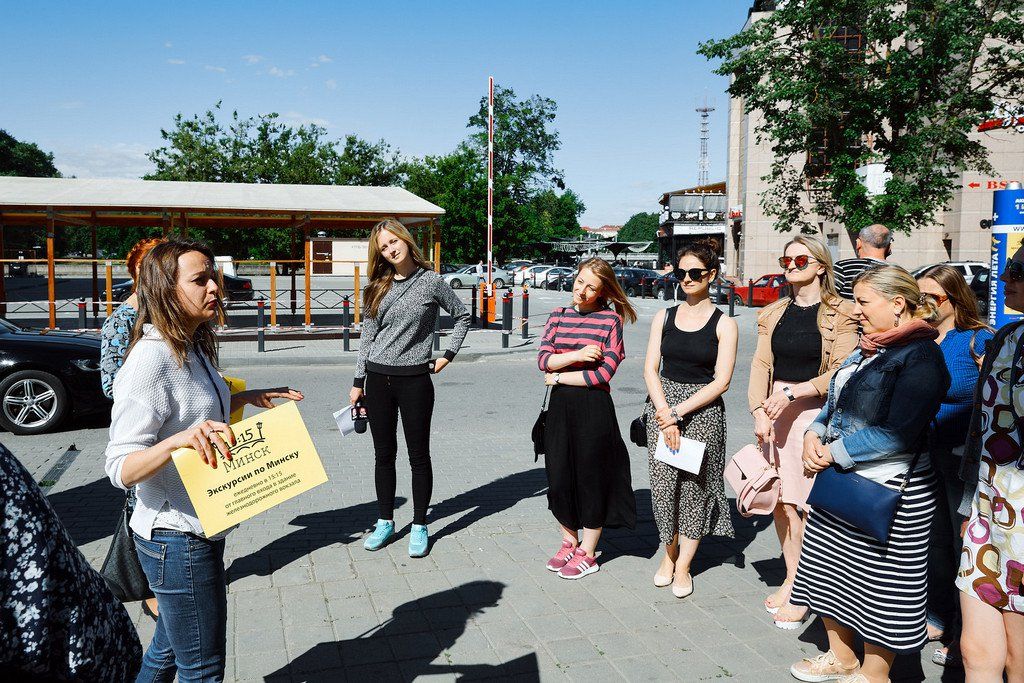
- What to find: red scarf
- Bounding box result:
[859,318,938,357]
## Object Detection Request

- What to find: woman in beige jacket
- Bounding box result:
[747,235,859,629]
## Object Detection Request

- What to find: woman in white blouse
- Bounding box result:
[105,240,301,682]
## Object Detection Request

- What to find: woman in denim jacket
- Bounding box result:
[787,266,950,683]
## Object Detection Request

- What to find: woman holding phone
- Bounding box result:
[642,238,738,598]
[105,240,301,681]
[350,218,470,558]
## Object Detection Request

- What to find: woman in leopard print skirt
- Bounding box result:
[641,238,737,599]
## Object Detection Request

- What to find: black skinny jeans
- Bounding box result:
[364,371,435,525]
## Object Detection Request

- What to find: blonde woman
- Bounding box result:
[349,218,470,558]
[789,266,949,683]
[643,238,738,598]
[748,235,858,627]
[105,240,302,681]
[539,258,637,580]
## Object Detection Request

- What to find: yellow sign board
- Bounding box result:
[172,401,328,536]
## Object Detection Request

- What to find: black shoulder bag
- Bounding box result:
[100,494,153,603]
[629,305,678,448]
[531,309,561,461]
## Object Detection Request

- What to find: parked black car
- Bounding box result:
[640,273,743,305]
[0,318,111,435]
[111,272,255,304]
[970,268,990,316]
[614,267,659,297]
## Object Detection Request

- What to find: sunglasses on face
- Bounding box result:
[1003,260,1024,282]
[778,255,819,270]
[923,293,949,307]
[674,267,709,282]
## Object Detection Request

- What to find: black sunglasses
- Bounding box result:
[1003,260,1024,282]
[778,255,819,270]
[674,267,710,282]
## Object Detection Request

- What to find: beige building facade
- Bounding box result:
[725,5,1024,281]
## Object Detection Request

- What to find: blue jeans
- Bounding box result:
[133,530,227,682]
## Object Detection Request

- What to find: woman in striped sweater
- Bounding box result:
[538,257,638,580]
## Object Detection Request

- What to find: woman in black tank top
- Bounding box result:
[640,239,738,599]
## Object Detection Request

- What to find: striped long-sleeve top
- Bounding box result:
[538,306,624,390]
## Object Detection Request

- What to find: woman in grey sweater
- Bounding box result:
[105,240,301,682]
[349,218,470,557]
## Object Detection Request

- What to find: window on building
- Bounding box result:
[805,25,864,178]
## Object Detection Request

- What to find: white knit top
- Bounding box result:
[104,325,230,540]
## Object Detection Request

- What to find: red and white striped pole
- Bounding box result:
[486,75,494,296]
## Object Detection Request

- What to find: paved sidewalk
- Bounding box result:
[3,292,950,682]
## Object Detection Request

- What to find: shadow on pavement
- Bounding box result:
[428,468,548,544]
[264,581,539,682]
[226,497,407,583]
[47,476,124,546]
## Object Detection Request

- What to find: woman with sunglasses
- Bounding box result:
[915,265,993,668]
[957,245,1024,682]
[642,238,738,598]
[748,235,859,628]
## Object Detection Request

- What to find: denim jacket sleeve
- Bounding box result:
[829,344,950,469]
[806,401,831,439]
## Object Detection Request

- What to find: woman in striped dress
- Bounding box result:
[539,258,637,580]
[790,266,950,683]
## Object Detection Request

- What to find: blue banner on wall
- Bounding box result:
[989,186,1024,327]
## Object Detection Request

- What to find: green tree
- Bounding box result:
[698,0,1024,235]
[141,103,405,259]
[0,129,61,178]
[617,212,659,248]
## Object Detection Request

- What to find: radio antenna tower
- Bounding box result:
[696,98,715,188]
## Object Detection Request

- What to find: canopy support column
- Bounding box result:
[90,213,99,318]
[0,220,6,317]
[303,225,311,326]
[47,208,56,329]
[432,218,441,271]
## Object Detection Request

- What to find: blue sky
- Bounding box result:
[1,1,751,227]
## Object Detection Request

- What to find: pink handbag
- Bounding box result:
[724,443,780,517]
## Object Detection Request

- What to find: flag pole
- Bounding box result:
[487,76,494,296]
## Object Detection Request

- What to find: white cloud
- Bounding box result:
[204,65,227,73]
[164,41,173,48]
[166,58,185,65]
[309,54,332,68]
[53,143,153,179]
[325,78,337,90]
[280,111,330,128]
[268,66,295,78]
[241,54,264,65]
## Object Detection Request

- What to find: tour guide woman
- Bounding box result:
[539,257,637,580]
[350,218,470,558]
[105,240,302,682]
[789,265,950,683]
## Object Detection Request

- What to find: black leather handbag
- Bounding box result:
[806,449,923,544]
[629,398,650,448]
[100,496,154,603]
[531,387,550,462]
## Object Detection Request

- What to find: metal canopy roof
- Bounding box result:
[0,177,444,229]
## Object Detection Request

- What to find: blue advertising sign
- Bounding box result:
[988,184,1024,327]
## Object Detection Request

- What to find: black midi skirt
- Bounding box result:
[543,385,636,530]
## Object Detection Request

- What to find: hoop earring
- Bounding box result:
[894,313,901,328]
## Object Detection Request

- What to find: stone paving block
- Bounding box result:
[546,636,604,666]
[231,647,290,680]
[588,631,651,661]
[234,625,286,655]
[609,655,679,681]
[564,659,627,682]
[525,613,582,642]
[703,643,773,676]
[654,647,726,680]
[338,634,393,667]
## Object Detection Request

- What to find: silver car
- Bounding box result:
[442,265,511,289]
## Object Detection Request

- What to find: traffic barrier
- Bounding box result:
[342,297,351,352]
[77,298,86,329]
[747,279,754,307]
[521,286,530,339]
[502,290,513,349]
[257,298,266,353]
[433,315,442,351]
[728,284,737,317]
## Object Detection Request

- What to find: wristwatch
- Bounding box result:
[669,407,680,422]
[553,374,560,384]
[782,386,796,402]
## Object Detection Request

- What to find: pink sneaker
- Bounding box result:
[546,539,576,572]
[558,547,599,580]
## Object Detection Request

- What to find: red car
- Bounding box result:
[733,273,787,307]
